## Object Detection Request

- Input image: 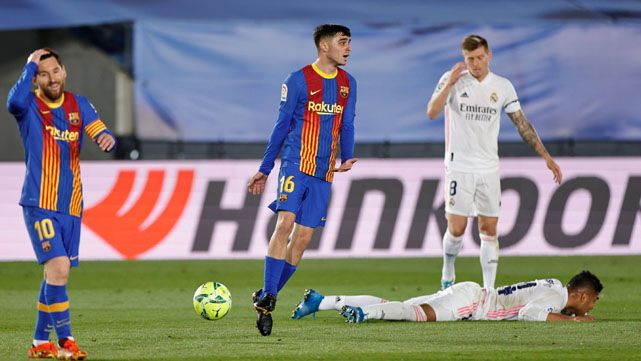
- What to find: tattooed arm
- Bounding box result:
[508,110,563,184]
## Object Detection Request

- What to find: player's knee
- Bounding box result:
[447,216,467,236]
[447,226,465,237]
[275,213,295,235]
[478,218,498,236]
[420,304,437,322]
[44,257,70,285]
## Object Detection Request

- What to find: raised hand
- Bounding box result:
[27,49,50,65]
[447,62,467,86]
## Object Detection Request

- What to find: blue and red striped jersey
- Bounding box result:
[7,62,112,217]
[259,63,356,182]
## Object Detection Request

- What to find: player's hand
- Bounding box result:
[248,172,268,195]
[27,49,49,65]
[447,62,467,86]
[333,158,358,173]
[574,314,595,322]
[546,157,562,184]
[96,132,116,152]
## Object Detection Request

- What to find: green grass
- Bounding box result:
[1,256,641,360]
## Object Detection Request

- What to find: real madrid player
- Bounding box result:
[426,35,563,290]
[291,271,602,323]
[247,24,357,336]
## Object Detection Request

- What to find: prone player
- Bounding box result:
[291,271,602,323]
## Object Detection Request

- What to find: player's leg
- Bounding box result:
[54,213,87,361]
[253,210,294,335]
[280,175,329,292]
[442,214,467,289]
[341,302,430,323]
[292,289,388,319]
[410,282,482,322]
[442,171,474,289]
[28,277,58,359]
[278,223,313,292]
[263,210,296,297]
[478,216,499,289]
[254,166,306,336]
[475,170,501,289]
[23,207,68,359]
[43,256,72,339]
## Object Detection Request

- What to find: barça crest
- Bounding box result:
[340,86,350,98]
[279,194,288,203]
[42,241,51,252]
[67,112,80,125]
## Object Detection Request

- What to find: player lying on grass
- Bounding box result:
[291,270,602,323]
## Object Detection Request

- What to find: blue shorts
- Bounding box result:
[22,206,81,267]
[268,166,331,228]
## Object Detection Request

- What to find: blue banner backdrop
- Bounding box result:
[134,21,641,142]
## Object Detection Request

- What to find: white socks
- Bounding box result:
[480,234,499,289]
[362,302,427,322]
[318,295,386,310]
[442,229,463,282]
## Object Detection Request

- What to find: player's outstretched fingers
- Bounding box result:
[333,158,358,172]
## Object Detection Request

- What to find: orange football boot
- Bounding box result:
[57,339,87,361]
[28,341,58,359]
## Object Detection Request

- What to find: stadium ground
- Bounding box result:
[1,256,640,360]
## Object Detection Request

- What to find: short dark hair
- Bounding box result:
[40,48,63,66]
[313,24,351,49]
[567,270,603,293]
[461,34,489,52]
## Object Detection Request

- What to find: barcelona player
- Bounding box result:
[7,49,115,360]
[247,24,357,336]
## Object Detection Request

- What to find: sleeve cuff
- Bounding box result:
[85,119,108,140]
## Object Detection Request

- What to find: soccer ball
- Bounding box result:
[193,282,232,320]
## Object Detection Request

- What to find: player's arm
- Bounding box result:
[249,74,298,195]
[6,50,47,117]
[335,76,357,173]
[85,121,115,152]
[507,110,562,184]
[546,313,595,322]
[427,62,466,120]
[518,296,594,322]
[80,97,116,152]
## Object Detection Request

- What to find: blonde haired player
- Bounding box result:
[427,35,563,290]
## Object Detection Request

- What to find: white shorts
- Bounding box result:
[444,169,501,217]
[404,282,483,321]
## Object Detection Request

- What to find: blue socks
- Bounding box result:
[44,283,72,340]
[277,262,297,292]
[262,257,298,297]
[263,256,286,296]
[34,280,52,341]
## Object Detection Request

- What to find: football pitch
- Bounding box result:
[1,256,640,361]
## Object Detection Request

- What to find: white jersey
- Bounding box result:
[480,278,568,321]
[432,70,521,173]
